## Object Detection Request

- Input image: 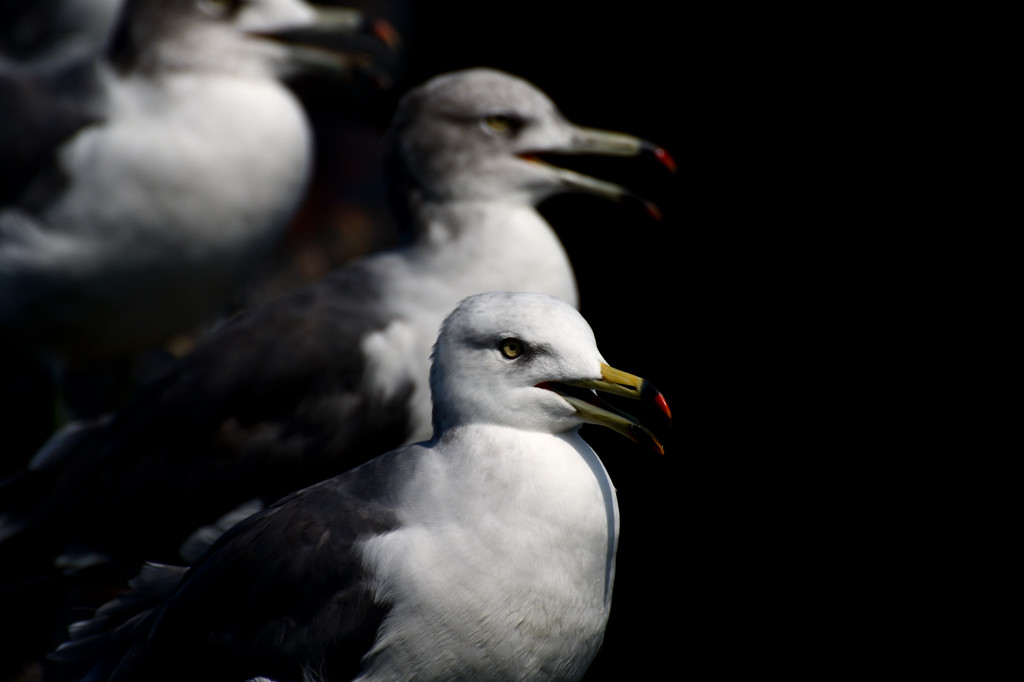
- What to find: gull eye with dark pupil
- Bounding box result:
[483,114,517,135]
[500,338,524,359]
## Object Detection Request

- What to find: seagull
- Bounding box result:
[0,0,390,363]
[50,291,673,682]
[0,67,676,584]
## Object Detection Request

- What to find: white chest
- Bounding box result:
[49,70,312,267]
[358,430,619,680]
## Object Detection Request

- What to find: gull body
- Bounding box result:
[52,291,671,682]
[0,0,375,361]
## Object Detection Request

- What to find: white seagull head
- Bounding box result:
[429,291,670,452]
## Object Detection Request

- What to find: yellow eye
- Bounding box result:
[484,115,513,134]
[500,338,524,359]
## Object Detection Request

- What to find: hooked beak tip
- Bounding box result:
[371,19,401,49]
[655,392,672,422]
[650,144,677,173]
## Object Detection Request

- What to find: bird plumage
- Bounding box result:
[51,291,670,682]
[0,0,382,362]
[0,67,673,679]
[0,66,673,575]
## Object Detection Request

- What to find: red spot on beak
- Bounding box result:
[655,392,672,421]
[654,146,677,173]
[371,19,401,49]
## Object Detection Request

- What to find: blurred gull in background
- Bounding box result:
[0,0,397,471]
[0,0,392,363]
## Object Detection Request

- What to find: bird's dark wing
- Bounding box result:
[0,261,418,678]
[53,453,408,682]
[1,264,416,575]
[0,57,106,207]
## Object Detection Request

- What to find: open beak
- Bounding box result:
[519,125,676,219]
[271,6,400,48]
[254,4,400,83]
[538,363,672,454]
